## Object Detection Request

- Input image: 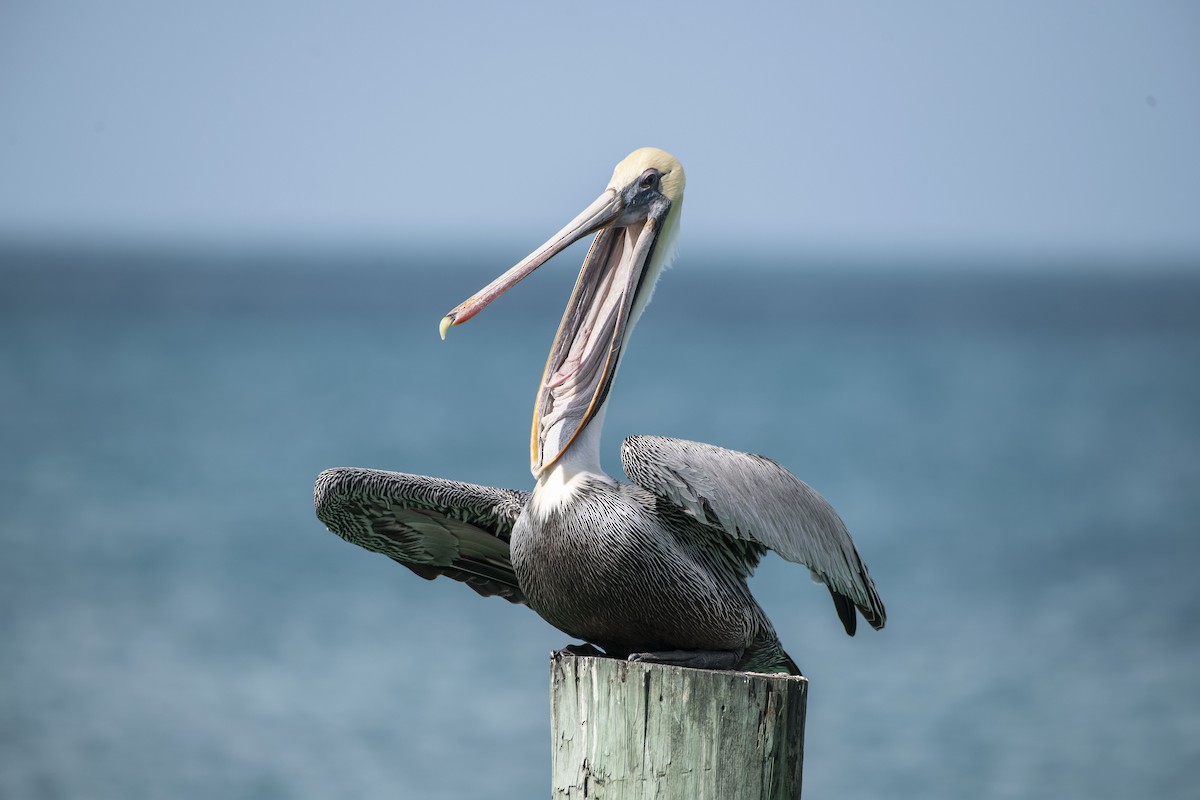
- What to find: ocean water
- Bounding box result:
[2,245,1198,799]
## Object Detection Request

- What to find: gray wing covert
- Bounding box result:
[621,435,885,634]
[314,467,529,603]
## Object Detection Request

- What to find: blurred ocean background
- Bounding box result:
[2,243,1198,798]
[5,2,1200,797]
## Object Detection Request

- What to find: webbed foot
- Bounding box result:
[626,649,741,670]
[555,642,607,658]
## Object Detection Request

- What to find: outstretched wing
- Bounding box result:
[314,467,529,603]
[621,435,885,634]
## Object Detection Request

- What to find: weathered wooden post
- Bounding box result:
[550,653,808,799]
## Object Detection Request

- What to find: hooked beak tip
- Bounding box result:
[438,314,454,340]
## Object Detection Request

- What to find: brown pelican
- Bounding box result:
[315,148,885,673]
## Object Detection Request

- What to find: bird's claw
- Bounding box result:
[555,642,607,658]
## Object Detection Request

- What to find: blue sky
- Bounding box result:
[2,1,1198,259]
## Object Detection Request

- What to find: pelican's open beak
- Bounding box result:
[438,189,625,339]
[440,168,673,477]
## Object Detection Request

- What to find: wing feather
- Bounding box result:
[621,435,885,632]
[314,467,528,603]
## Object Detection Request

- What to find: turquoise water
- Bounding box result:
[2,247,1199,798]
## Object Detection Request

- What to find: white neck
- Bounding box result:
[530,401,610,516]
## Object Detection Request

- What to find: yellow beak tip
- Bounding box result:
[438,315,454,341]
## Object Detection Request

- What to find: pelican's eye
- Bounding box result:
[639,169,659,190]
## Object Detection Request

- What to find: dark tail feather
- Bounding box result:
[829,588,858,636]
